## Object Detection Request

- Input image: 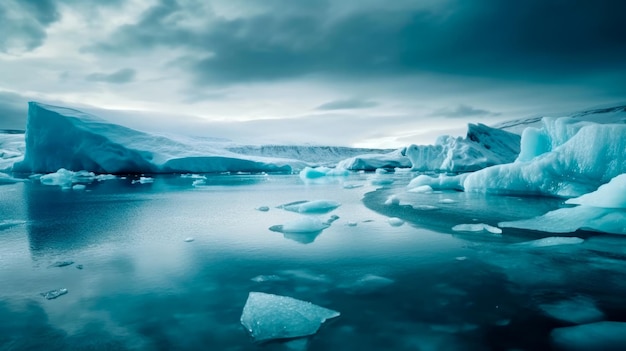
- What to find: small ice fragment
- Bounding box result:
[412,205,440,211]
[72,184,86,191]
[132,176,153,184]
[384,195,400,206]
[49,261,74,268]
[551,321,626,351]
[256,206,270,212]
[76,264,83,270]
[191,179,206,187]
[408,185,433,193]
[240,292,340,342]
[455,256,468,261]
[41,288,68,300]
[280,200,341,214]
[452,223,502,234]
[387,217,404,227]
[184,237,194,242]
[516,236,584,248]
[343,184,363,189]
[347,221,358,227]
[438,198,457,204]
[181,173,206,179]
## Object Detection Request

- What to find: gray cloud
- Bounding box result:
[86,68,136,84]
[0,0,60,53]
[0,92,28,130]
[433,104,500,118]
[316,98,378,110]
[85,0,626,88]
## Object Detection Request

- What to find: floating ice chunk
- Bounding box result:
[408,185,433,193]
[41,288,68,300]
[184,237,194,242]
[387,217,405,227]
[384,195,400,205]
[72,184,86,191]
[240,292,340,342]
[191,179,206,187]
[132,176,154,184]
[515,236,584,248]
[49,261,74,268]
[181,173,207,179]
[407,174,467,191]
[539,296,605,324]
[299,166,349,180]
[270,217,329,234]
[412,205,440,211]
[452,223,502,234]
[551,321,626,351]
[341,274,395,294]
[39,168,115,189]
[370,177,394,186]
[342,183,363,189]
[438,198,457,204]
[279,200,341,214]
[256,206,270,212]
[565,173,626,209]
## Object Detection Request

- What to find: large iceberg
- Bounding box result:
[13,102,314,174]
[405,123,520,172]
[409,117,626,198]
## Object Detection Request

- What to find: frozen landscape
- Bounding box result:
[1,101,626,350]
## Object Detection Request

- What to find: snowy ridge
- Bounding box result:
[405,123,520,172]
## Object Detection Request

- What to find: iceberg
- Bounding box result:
[408,117,626,199]
[41,288,68,300]
[13,102,311,174]
[240,292,340,342]
[405,123,520,172]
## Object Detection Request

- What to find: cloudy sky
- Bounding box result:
[1,0,625,147]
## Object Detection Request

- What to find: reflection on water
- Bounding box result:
[1,173,626,350]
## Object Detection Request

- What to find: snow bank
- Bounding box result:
[409,117,626,198]
[13,102,310,174]
[240,292,340,341]
[405,123,520,172]
[336,148,411,171]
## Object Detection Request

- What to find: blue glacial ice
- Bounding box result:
[240,292,340,342]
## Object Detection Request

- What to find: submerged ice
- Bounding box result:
[240,292,340,342]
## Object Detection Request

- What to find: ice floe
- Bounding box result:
[240,292,340,342]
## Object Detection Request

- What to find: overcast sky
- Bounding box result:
[1,0,625,147]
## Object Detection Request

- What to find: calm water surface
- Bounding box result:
[1,173,626,350]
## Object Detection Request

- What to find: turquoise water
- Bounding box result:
[1,173,626,350]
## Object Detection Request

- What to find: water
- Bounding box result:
[1,173,626,350]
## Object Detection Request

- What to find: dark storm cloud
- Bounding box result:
[89,0,626,86]
[86,68,136,84]
[433,104,500,118]
[316,98,378,110]
[0,0,60,52]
